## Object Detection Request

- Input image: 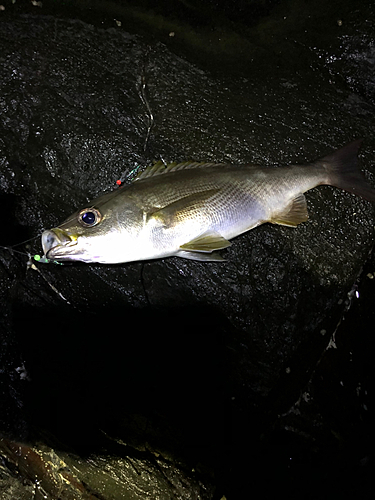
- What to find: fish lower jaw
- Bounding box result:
[42,229,81,262]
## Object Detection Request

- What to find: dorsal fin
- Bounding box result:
[134,161,226,181]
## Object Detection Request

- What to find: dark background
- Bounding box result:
[0,1,374,498]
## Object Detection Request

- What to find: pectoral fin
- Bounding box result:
[146,189,230,257]
[146,189,220,226]
[180,232,231,253]
[270,193,309,227]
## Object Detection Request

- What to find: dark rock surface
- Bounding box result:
[0,1,374,498]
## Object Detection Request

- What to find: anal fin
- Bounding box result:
[270,193,309,227]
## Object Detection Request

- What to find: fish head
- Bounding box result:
[41,191,142,263]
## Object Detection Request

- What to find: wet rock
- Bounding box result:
[0,437,214,499]
[0,3,375,499]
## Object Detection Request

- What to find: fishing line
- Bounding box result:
[114,47,158,187]
[1,241,70,304]
[2,234,40,251]
[0,245,32,259]
[138,46,155,154]
[0,238,42,263]
[0,233,63,266]
[159,155,168,167]
[113,46,156,187]
[28,261,71,304]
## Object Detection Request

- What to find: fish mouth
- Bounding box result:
[41,228,78,261]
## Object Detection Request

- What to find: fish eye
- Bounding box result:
[78,208,102,227]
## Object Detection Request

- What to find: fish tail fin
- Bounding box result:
[319,139,375,202]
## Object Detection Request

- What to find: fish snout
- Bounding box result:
[42,228,75,258]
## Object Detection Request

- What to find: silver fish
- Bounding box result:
[41,140,375,264]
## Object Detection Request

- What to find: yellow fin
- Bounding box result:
[270,194,308,227]
[180,232,231,253]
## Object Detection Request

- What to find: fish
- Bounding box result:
[41,140,375,264]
